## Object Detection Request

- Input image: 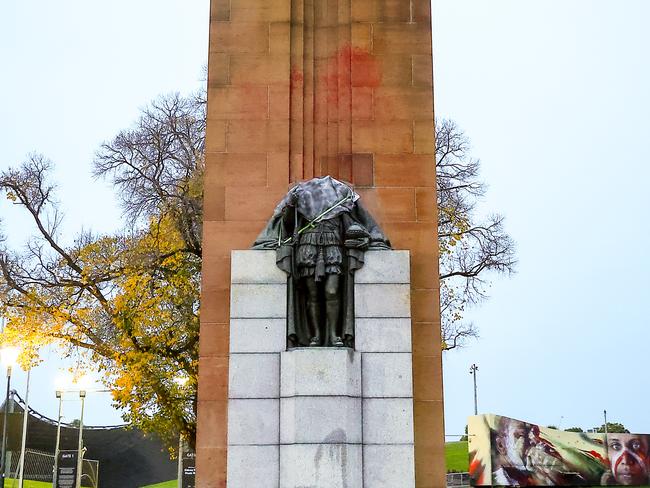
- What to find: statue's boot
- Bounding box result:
[326,298,344,347]
[307,300,321,346]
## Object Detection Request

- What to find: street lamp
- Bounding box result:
[75,390,86,488]
[469,363,479,416]
[174,373,189,488]
[53,372,92,488]
[0,345,19,482]
[17,368,31,488]
[53,390,64,487]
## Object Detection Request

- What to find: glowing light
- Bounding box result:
[0,346,20,369]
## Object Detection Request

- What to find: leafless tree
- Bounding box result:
[436,119,517,350]
[94,92,206,257]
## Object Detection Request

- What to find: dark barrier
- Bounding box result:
[1,397,175,488]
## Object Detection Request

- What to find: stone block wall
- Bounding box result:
[225,250,415,487]
[226,251,285,487]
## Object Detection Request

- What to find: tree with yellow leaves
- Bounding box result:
[0,90,515,452]
[0,93,204,448]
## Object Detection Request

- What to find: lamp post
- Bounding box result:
[75,390,86,488]
[17,368,31,488]
[604,409,608,435]
[0,345,19,482]
[174,374,189,488]
[469,363,479,415]
[53,390,64,487]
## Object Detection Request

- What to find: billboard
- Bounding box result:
[469,414,650,486]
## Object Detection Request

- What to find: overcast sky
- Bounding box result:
[2,1,649,436]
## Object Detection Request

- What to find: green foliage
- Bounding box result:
[593,422,629,433]
[445,441,469,473]
[565,426,585,432]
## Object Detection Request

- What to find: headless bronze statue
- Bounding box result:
[252,176,391,348]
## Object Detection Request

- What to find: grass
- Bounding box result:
[3,480,53,488]
[446,440,469,472]
[140,481,177,488]
[0,479,175,488]
[63,443,470,486]
[133,443,471,487]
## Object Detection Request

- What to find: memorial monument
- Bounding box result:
[196,0,445,486]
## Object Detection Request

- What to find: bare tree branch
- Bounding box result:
[436,119,517,351]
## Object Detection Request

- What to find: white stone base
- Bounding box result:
[280,444,362,488]
[226,250,415,487]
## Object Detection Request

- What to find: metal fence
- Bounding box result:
[447,471,470,487]
[5,448,99,487]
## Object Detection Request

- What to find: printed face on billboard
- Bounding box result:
[604,434,650,486]
[494,418,533,471]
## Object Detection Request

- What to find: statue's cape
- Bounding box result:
[252,200,390,251]
[253,177,391,250]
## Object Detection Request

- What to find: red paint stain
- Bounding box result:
[289,43,381,180]
[290,43,382,97]
[349,45,382,88]
[290,67,304,89]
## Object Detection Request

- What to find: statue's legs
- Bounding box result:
[304,278,321,346]
[324,274,343,347]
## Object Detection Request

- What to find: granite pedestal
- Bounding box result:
[227,250,414,487]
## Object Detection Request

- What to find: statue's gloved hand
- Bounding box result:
[344,237,369,249]
[344,223,370,249]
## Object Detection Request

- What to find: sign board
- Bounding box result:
[181,448,196,488]
[56,450,78,488]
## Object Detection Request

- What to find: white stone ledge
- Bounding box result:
[354,284,411,318]
[363,398,414,444]
[280,396,362,444]
[363,445,415,487]
[355,318,412,353]
[280,443,362,488]
[355,250,410,284]
[230,318,286,353]
[231,250,286,284]
[228,399,279,445]
[362,353,413,398]
[227,445,279,488]
[280,348,361,397]
[229,353,280,399]
[230,284,286,319]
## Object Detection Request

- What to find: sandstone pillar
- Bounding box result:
[198,0,444,486]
